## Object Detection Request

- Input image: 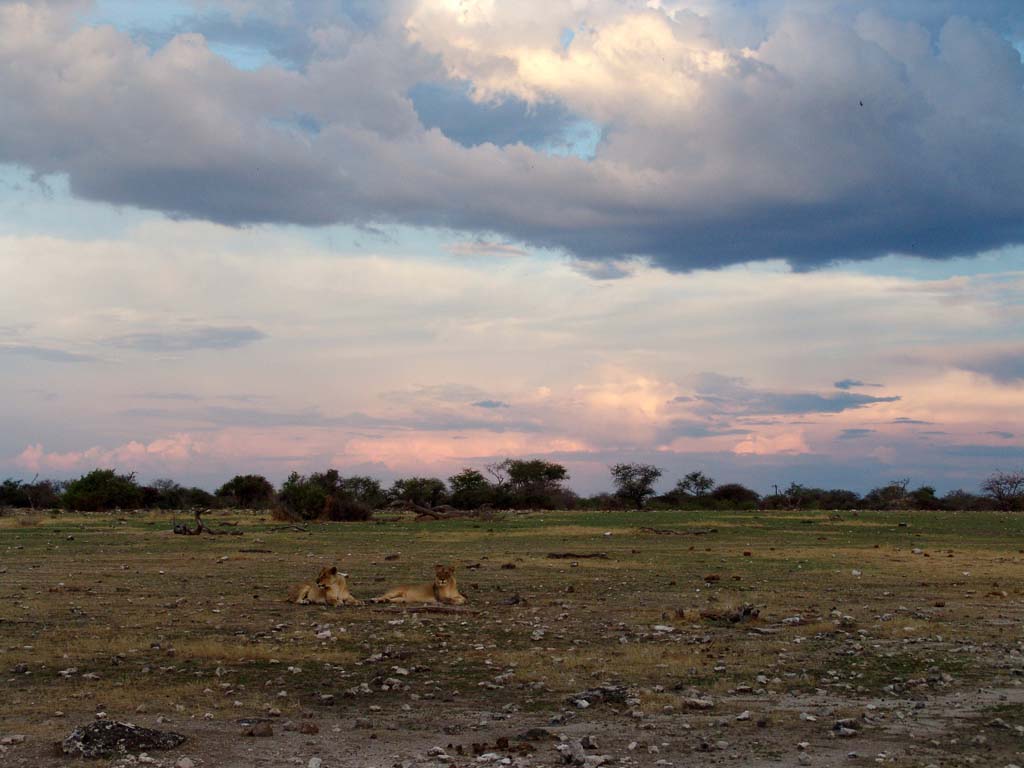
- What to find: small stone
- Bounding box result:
[299,722,319,735]
[736,711,751,721]
[176,759,195,768]
[308,759,323,768]
[247,722,273,737]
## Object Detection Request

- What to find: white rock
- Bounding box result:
[308,759,322,768]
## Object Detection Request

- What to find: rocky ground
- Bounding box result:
[2,507,1023,767]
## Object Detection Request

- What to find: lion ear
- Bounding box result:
[329,566,338,575]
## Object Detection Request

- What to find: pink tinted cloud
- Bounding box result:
[15,434,204,474]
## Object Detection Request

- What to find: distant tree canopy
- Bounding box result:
[609,463,663,509]
[277,469,373,521]
[981,470,1024,511]
[5,461,1024,515]
[387,477,449,508]
[215,474,275,509]
[62,469,142,511]
[448,468,494,510]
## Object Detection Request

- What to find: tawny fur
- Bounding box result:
[288,566,363,606]
[372,564,466,605]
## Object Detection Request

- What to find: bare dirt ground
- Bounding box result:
[2,507,1023,768]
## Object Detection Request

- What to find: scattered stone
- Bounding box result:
[246,722,274,737]
[175,758,195,768]
[61,721,186,759]
[299,722,320,735]
[682,697,714,710]
[308,758,323,768]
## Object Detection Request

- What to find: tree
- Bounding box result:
[981,470,1024,511]
[448,468,494,510]
[709,482,760,509]
[676,470,715,498]
[276,469,372,521]
[62,469,143,511]
[862,478,910,510]
[504,459,571,508]
[610,463,662,509]
[216,474,275,509]
[337,475,386,509]
[388,477,449,508]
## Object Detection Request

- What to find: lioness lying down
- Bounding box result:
[372,564,466,605]
[288,565,363,606]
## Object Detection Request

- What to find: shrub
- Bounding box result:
[448,468,495,510]
[215,474,275,509]
[387,477,449,508]
[63,469,143,511]
[276,469,373,521]
[708,482,760,509]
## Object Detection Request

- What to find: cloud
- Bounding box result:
[834,378,883,390]
[105,326,266,352]
[690,373,900,415]
[0,343,96,363]
[0,2,1022,270]
[838,428,876,439]
[471,400,510,409]
[445,240,528,258]
[957,349,1024,384]
[891,417,932,425]
[985,430,1015,439]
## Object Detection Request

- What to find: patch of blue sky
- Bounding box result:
[0,165,152,240]
[411,81,603,161]
[84,1,283,71]
[208,41,279,70]
[83,0,193,35]
[537,119,603,160]
[560,27,575,50]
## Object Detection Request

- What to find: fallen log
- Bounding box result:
[173,509,244,536]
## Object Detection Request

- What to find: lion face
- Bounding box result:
[434,564,454,586]
[316,566,347,589]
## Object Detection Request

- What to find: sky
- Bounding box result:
[1,0,1023,495]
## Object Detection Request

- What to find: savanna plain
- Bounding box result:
[2,508,1023,768]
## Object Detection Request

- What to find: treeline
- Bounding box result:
[2,461,1023,517]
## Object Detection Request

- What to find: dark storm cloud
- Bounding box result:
[1,2,1023,270]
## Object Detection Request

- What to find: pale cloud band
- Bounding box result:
[1,222,1022,492]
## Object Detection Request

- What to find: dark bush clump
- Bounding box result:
[276,469,373,521]
[63,469,143,511]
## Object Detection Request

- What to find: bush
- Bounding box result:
[63,469,143,511]
[708,483,760,510]
[448,468,496,510]
[216,474,275,509]
[0,479,32,508]
[388,477,449,508]
[276,469,373,521]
